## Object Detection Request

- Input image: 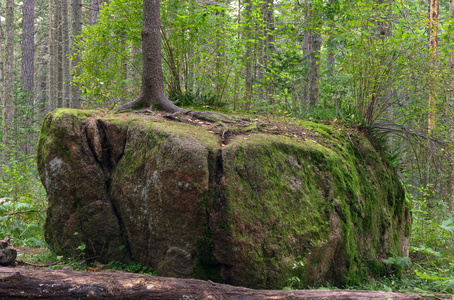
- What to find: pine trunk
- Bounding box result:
[244,0,253,110]
[37,45,48,116]
[71,0,82,108]
[428,0,438,134]
[48,0,57,110]
[21,0,35,155]
[62,0,70,107]
[55,1,63,108]
[91,0,100,25]
[307,29,321,109]
[116,0,179,112]
[3,0,15,161]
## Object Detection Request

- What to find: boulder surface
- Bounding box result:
[37,109,411,289]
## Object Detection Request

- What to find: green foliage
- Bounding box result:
[382,256,411,278]
[0,88,46,248]
[105,260,157,275]
[349,185,454,294]
[72,0,143,108]
[168,88,225,108]
[0,159,47,248]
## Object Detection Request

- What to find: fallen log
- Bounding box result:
[0,266,451,299]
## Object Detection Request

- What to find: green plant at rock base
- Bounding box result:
[105,261,157,275]
[382,256,411,278]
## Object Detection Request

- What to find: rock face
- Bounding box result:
[37,109,411,289]
[0,236,17,266]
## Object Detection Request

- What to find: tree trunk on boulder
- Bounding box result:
[116,0,180,112]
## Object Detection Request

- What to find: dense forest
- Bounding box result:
[1,0,454,293]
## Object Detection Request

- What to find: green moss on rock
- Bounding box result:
[37,109,411,290]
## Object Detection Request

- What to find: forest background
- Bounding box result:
[1,0,454,293]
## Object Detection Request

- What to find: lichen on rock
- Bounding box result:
[37,108,411,289]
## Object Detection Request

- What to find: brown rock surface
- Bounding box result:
[0,237,17,266]
[37,109,412,289]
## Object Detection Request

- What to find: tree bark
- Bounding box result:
[71,0,82,108]
[48,0,57,110]
[428,0,438,134]
[116,0,179,112]
[0,15,4,118]
[21,0,35,104]
[303,2,321,110]
[37,45,48,116]
[62,0,70,107]
[445,0,454,212]
[91,0,100,25]
[262,0,275,107]
[307,29,321,109]
[55,0,63,108]
[21,0,35,155]
[214,0,226,105]
[0,267,449,300]
[244,0,254,110]
[3,0,14,161]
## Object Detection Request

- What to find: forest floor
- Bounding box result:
[1,264,452,300]
[1,247,451,299]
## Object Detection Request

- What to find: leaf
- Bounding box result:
[439,219,454,233]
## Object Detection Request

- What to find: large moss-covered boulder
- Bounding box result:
[37,108,411,289]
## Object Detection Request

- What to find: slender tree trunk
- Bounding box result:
[302,30,310,109]
[445,0,454,211]
[91,0,100,25]
[214,0,226,105]
[262,0,275,107]
[38,45,48,116]
[0,19,4,113]
[55,1,63,108]
[116,0,179,112]
[21,0,35,155]
[326,0,336,81]
[244,0,253,110]
[3,0,14,161]
[307,29,321,109]
[21,0,35,107]
[428,0,438,134]
[71,0,82,108]
[62,0,70,107]
[48,0,57,110]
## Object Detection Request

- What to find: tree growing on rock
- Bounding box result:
[116,0,183,113]
[117,0,242,131]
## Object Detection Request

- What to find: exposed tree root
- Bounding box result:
[115,98,249,143]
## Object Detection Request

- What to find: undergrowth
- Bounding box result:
[345,185,454,296]
[0,155,47,248]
